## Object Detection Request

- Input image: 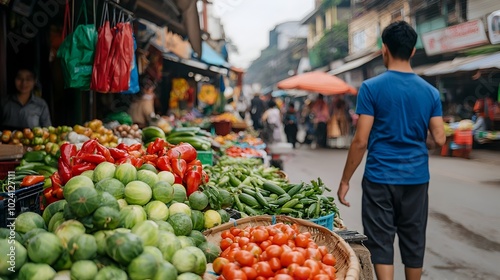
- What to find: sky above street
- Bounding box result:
[215,0,315,69]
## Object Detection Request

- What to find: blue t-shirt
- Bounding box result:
[356,70,442,185]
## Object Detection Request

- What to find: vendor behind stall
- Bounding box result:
[0,68,52,130]
[128,79,156,128]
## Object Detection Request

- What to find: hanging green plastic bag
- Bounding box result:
[57,0,97,90]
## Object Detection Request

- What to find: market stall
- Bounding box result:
[0,123,368,279]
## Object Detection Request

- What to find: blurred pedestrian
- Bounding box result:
[250,92,266,130]
[337,21,445,280]
[283,103,299,148]
[261,99,283,144]
[312,95,330,148]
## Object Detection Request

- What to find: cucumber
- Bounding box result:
[238,193,260,208]
[262,181,286,196]
[142,126,166,141]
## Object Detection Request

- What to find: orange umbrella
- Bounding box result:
[277,71,357,95]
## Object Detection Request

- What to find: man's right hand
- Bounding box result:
[337,181,351,207]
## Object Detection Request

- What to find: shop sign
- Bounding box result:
[422,19,489,56]
[487,10,500,45]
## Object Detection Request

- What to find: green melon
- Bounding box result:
[67,234,97,261]
[152,181,174,204]
[93,206,120,230]
[131,220,159,247]
[52,248,72,271]
[93,162,116,183]
[156,231,181,262]
[67,187,100,218]
[198,242,221,263]
[115,163,138,185]
[18,263,56,280]
[152,261,177,280]
[178,236,195,248]
[127,252,159,280]
[48,212,65,232]
[95,178,125,200]
[15,212,45,234]
[167,213,193,236]
[70,260,98,280]
[172,184,187,203]
[154,220,174,233]
[217,209,230,224]
[188,191,209,211]
[137,170,159,188]
[99,191,120,211]
[42,200,67,225]
[94,265,128,280]
[63,175,95,198]
[105,232,144,266]
[27,232,63,265]
[190,210,205,231]
[218,189,234,208]
[188,230,206,247]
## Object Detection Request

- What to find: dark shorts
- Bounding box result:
[362,177,429,268]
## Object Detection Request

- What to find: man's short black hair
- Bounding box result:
[381,21,418,60]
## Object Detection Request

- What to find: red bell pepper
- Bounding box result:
[157,156,173,172]
[109,148,128,160]
[188,159,202,169]
[130,157,144,168]
[142,154,159,165]
[50,172,64,199]
[81,139,98,153]
[128,143,143,152]
[115,157,131,165]
[185,165,202,196]
[20,175,46,187]
[58,159,72,185]
[72,163,96,176]
[171,156,187,179]
[147,138,166,155]
[116,143,128,151]
[167,143,197,163]
[174,174,183,184]
[201,170,209,184]
[76,154,107,165]
[43,188,58,205]
[96,143,114,163]
[60,143,77,166]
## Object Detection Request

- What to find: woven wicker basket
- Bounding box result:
[203,215,360,280]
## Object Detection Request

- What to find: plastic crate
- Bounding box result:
[197,150,214,166]
[0,182,44,228]
[454,129,473,145]
[309,212,335,231]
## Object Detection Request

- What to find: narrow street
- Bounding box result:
[283,147,500,280]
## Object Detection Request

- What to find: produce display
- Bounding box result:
[166,127,212,151]
[73,120,118,147]
[113,124,142,141]
[203,158,339,221]
[0,155,225,280]
[1,126,72,151]
[213,223,337,280]
[224,146,262,158]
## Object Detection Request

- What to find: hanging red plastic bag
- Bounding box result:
[108,21,133,93]
[91,2,113,93]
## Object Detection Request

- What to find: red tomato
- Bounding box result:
[295,234,310,248]
[275,268,289,275]
[307,242,319,249]
[322,253,336,266]
[272,233,289,246]
[293,266,312,280]
[255,277,267,280]
[220,238,233,251]
[221,248,231,259]
[266,245,284,259]
[304,259,321,277]
[239,237,250,247]
[253,261,274,278]
[213,257,230,274]
[303,232,312,238]
[223,269,248,280]
[281,251,306,267]
[259,251,269,262]
[306,248,323,261]
[281,245,293,253]
[222,263,240,278]
[268,257,282,271]
[235,250,256,267]
[241,266,258,280]
[221,230,235,240]
[287,240,296,248]
[260,240,272,251]
[293,247,306,256]
[287,263,300,276]
[274,274,294,280]
[246,243,263,257]
[322,265,337,279]
[239,230,251,238]
[230,243,240,250]
[252,229,270,243]
[227,249,239,262]
[318,246,328,256]
[313,274,331,280]
[267,227,280,236]
[230,227,242,236]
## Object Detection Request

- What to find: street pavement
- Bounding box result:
[282,146,500,280]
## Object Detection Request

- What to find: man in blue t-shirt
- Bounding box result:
[337,21,446,280]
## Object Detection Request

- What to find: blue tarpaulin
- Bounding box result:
[197,42,231,68]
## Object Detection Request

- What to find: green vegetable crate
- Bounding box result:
[197,150,214,166]
[0,182,44,227]
[309,212,335,231]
